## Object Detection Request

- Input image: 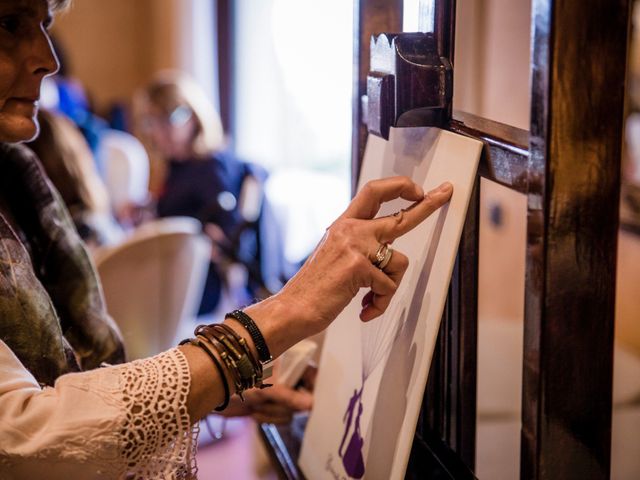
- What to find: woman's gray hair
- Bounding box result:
[48,0,71,12]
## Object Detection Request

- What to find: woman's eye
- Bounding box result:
[0,15,21,34]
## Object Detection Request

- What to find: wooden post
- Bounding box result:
[351,0,403,193]
[216,0,234,136]
[522,0,630,478]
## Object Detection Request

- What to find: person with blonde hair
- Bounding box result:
[137,70,270,313]
[0,0,453,478]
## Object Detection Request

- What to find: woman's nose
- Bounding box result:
[30,28,60,78]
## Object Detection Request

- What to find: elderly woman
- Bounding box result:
[0,0,453,478]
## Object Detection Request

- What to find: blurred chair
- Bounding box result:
[100,129,151,217]
[94,217,211,360]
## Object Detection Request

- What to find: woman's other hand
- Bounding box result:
[218,384,313,424]
[244,176,453,358]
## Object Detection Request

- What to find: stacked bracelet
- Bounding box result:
[195,325,263,400]
[181,320,273,410]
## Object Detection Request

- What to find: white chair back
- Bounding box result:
[100,129,150,212]
[95,217,211,360]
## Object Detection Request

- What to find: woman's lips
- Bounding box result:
[2,97,40,115]
[12,97,39,104]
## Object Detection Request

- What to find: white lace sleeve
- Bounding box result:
[117,348,199,478]
[0,342,199,479]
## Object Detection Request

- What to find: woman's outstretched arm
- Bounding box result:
[181,177,453,422]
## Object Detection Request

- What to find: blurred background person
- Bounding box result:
[28,109,124,249]
[135,71,274,315]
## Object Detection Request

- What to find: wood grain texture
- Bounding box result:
[522,0,630,478]
[450,111,529,191]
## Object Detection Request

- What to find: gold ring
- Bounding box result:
[372,243,393,270]
[372,243,388,267]
[377,246,393,270]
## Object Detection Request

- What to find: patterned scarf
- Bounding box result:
[0,143,124,386]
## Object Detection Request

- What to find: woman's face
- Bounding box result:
[0,0,58,143]
[146,104,198,161]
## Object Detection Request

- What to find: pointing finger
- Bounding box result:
[341,176,424,220]
[372,182,453,243]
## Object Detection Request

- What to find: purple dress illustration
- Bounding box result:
[338,301,407,479]
[341,397,365,478]
[339,387,362,457]
[339,380,366,478]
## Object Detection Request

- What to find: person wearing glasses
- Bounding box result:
[136,70,270,314]
[0,0,453,478]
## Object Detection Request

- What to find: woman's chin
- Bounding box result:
[0,117,39,144]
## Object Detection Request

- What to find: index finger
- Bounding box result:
[373,182,453,243]
[341,176,425,220]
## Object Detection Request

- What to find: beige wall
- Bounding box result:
[453,0,531,326]
[454,0,531,130]
[51,0,196,114]
[54,0,148,112]
[617,231,640,355]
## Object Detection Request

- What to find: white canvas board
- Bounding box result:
[299,127,482,480]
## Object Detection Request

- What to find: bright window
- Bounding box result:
[233,0,353,178]
[232,0,353,264]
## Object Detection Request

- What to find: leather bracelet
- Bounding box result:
[226,309,272,364]
[216,324,260,367]
[180,337,230,411]
[216,323,271,388]
[199,334,244,396]
[199,324,272,392]
[204,332,250,393]
[197,325,254,399]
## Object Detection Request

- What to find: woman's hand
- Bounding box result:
[248,385,313,424]
[216,384,312,424]
[246,176,453,358]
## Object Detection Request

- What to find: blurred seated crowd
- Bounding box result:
[28,41,336,335]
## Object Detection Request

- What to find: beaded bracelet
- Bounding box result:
[226,310,272,364]
[183,320,272,407]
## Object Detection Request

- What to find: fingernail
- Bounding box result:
[415,184,424,197]
[434,182,453,193]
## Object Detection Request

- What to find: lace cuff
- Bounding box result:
[0,344,198,479]
[52,348,199,478]
[117,348,199,479]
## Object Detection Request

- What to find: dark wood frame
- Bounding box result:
[216,0,234,136]
[258,0,630,478]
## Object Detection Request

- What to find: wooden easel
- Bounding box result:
[260,1,630,478]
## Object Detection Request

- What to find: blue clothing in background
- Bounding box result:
[157,152,267,314]
[54,77,110,174]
